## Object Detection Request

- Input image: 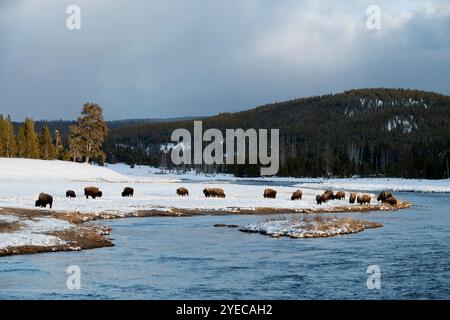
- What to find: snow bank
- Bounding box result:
[0,158,129,182]
[0,213,71,250]
[293,178,450,193]
[107,163,450,193]
[240,217,382,238]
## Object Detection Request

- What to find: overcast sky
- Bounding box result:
[0,0,449,120]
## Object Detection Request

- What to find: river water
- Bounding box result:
[0,192,449,299]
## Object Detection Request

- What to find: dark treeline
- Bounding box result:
[104,88,450,179]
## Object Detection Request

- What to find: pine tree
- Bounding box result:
[39,126,55,160]
[70,103,108,163]
[3,115,17,157]
[17,118,40,159]
[68,124,83,162]
[54,129,64,159]
[0,115,5,156]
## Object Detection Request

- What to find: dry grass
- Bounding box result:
[0,220,22,233]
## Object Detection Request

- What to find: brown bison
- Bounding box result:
[122,187,134,197]
[349,193,357,204]
[324,190,335,199]
[66,190,76,198]
[321,192,333,202]
[263,188,277,199]
[377,191,393,202]
[335,191,345,200]
[291,190,302,201]
[357,194,371,205]
[203,188,226,198]
[84,187,103,199]
[316,195,323,205]
[35,193,53,209]
[176,187,189,197]
[385,196,398,206]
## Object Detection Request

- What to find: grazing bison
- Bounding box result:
[324,190,335,200]
[66,190,76,198]
[385,196,398,206]
[357,194,371,205]
[176,187,189,197]
[291,190,302,201]
[316,195,323,205]
[122,187,134,197]
[263,188,277,199]
[377,191,393,202]
[84,187,103,199]
[349,193,357,204]
[35,193,53,209]
[335,191,345,200]
[321,192,333,202]
[203,188,226,198]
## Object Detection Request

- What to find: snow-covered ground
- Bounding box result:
[0,158,129,182]
[106,163,450,193]
[293,178,450,193]
[0,159,447,215]
[0,210,71,250]
[240,217,382,238]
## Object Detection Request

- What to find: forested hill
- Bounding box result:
[104,88,450,179]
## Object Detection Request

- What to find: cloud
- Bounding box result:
[0,0,449,120]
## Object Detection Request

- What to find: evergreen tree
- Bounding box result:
[70,103,108,163]
[17,118,40,159]
[68,124,83,162]
[0,115,5,156]
[3,115,17,157]
[39,126,55,160]
[54,129,64,159]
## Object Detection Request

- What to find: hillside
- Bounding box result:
[104,88,450,179]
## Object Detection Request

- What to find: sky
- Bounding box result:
[0,0,449,120]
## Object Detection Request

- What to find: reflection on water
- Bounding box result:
[0,192,449,299]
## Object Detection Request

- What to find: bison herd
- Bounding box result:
[34,184,398,210]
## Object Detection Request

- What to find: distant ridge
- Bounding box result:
[104,88,450,179]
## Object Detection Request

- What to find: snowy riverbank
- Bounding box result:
[0,158,417,256]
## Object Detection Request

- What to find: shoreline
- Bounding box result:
[0,200,411,257]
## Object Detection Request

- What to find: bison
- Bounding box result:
[203,188,226,198]
[335,191,345,200]
[35,193,53,209]
[84,187,103,199]
[349,193,357,204]
[321,192,333,202]
[122,187,134,197]
[176,187,189,197]
[66,190,76,198]
[385,196,398,206]
[316,195,323,205]
[263,188,277,199]
[377,191,393,202]
[357,194,371,205]
[324,190,335,199]
[291,190,302,201]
